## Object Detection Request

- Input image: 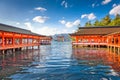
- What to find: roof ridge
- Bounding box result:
[0,23,31,32]
[79,26,120,29]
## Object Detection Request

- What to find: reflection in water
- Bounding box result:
[0,49,39,68]
[73,48,120,78]
[1,41,120,80]
[73,48,120,73]
[0,49,40,79]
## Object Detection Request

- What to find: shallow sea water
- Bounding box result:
[9,41,120,80]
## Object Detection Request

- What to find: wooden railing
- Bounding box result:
[0,43,40,50]
[72,42,107,45]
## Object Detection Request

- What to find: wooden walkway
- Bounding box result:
[0,23,51,54]
[70,26,120,54]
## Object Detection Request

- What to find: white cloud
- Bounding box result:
[65,22,74,28]
[109,5,120,16]
[112,3,117,7]
[92,3,100,8]
[34,7,47,12]
[81,14,87,19]
[24,22,33,31]
[65,2,68,8]
[81,13,96,20]
[24,23,57,35]
[24,23,56,35]
[16,22,20,25]
[59,20,66,24]
[102,0,112,5]
[34,27,71,35]
[72,30,76,33]
[36,27,57,35]
[88,13,96,20]
[33,16,49,23]
[59,19,80,28]
[73,19,80,26]
[92,4,95,8]
[61,1,65,5]
[61,0,68,8]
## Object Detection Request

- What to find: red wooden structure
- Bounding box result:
[0,23,51,53]
[70,26,120,52]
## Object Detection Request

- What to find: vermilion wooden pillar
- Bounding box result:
[110,36,112,45]
[118,36,120,46]
[27,36,29,45]
[113,36,115,53]
[12,33,15,46]
[118,35,120,54]
[2,32,4,48]
[76,36,78,43]
[21,35,23,45]
[20,37,22,45]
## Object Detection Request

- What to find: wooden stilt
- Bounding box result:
[2,50,5,57]
[32,46,34,50]
[38,45,40,49]
[13,48,15,53]
[114,46,116,53]
[118,47,120,54]
[2,50,5,69]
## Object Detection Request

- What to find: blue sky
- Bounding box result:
[0,0,120,35]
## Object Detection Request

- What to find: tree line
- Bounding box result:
[84,14,120,27]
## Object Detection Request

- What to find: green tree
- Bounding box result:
[109,14,120,26]
[83,14,120,27]
[85,21,92,27]
[100,15,111,26]
[93,20,100,26]
[113,14,120,26]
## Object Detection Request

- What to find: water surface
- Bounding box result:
[9,41,120,80]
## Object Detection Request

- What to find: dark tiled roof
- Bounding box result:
[0,23,43,36]
[0,23,32,34]
[71,26,120,36]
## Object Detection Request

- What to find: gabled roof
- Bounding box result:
[0,23,43,36]
[0,23,33,34]
[71,26,120,36]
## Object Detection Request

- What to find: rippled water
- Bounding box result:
[9,41,120,80]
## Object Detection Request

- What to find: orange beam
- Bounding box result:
[0,30,50,50]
